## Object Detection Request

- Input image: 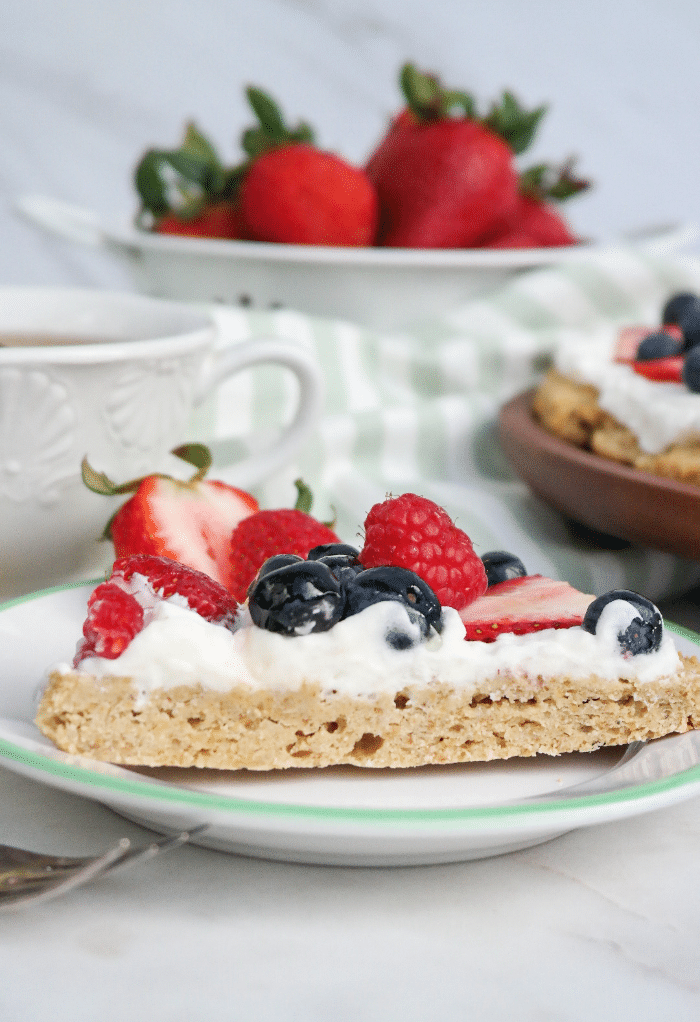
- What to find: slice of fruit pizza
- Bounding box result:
[36,493,700,770]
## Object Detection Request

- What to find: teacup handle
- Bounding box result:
[193,338,323,489]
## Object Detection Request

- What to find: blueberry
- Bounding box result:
[481,550,527,586]
[307,543,363,584]
[307,543,360,560]
[635,331,683,361]
[248,560,344,635]
[343,565,442,642]
[582,589,662,655]
[683,346,700,392]
[681,303,700,351]
[662,291,700,327]
[254,554,304,582]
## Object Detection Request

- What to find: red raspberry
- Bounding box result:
[359,494,487,611]
[76,582,144,664]
[74,554,237,666]
[112,554,237,622]
[229,509,340,603]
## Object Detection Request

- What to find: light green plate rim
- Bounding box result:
[1,582,699,828]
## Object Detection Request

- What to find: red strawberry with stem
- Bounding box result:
[480,159,589,248]
[229,480,341,602]
[82,444,258,590]
[358,492,487,610]
[459,575,593,642]
[365,64,550,248]
[75,553,237,665]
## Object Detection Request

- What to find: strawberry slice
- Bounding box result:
[82,444,258,589]
[614,324,683,364]
[632,355,684,383]
[459,575,593,642]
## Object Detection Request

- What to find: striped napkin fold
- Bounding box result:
[199,245,700,603]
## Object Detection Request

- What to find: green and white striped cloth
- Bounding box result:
[198,245,700,603]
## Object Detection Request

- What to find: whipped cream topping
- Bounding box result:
[67,594,681,702]
[555,326,700,454]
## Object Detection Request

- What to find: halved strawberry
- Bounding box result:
[82,444,258,589]
[632,355,684,383]
[459,575,593,642]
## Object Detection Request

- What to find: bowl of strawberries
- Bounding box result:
[19,65,605,329]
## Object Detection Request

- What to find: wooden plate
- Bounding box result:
[498,389,700,559]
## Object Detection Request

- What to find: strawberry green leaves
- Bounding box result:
[519,157,591,201]
[482,91,547,155]
[241,87,315,159]
[134,122,239,222]
[135,90,317,224]
[399,63,476,121]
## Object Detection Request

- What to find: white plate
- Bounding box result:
[14,195,699,329]
[2,582,700,866]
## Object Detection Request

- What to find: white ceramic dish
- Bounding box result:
[2,582,700,866]
[15,195,698,330]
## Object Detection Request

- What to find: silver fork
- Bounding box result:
[0,827,205,910]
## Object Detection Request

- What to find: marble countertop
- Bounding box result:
[3,1,700,1019]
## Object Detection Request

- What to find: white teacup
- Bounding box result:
[0,286,323,599]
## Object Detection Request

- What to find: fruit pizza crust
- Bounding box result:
[35,491,700,772]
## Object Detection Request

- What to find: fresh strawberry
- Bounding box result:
[74,553,237,665]
[155,200,247,239]
[240,143,378,246]
[358,493,487,611]
[229,483,340,602]
[632,355,685,382]
[503,195,578,247]
[82,444,258,590]
[480,157,589,249]
[486,229,540,249]
[459,575,593,642]
[366,65,522,248]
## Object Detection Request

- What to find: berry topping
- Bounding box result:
[76,583,144,664]
[459,575,592,642]
[614,325,683,364]
[662,292,700,328]
[632,355,684,383]
[248,560,344,635]
[481,550,527,587]
[82,444,258,590]
[683,346,700,393]
[307,543,361,560]
[635,331,683,362]
[229,481,341,603]
[359,493,487,611]
[344,565,442,640]
[112,554,237,623]
[74,554,237,666]
[255,554,305,580]
[681,302,700,351]
[582,590,663,656]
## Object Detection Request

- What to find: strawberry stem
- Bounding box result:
[172,443,213,482]
[519,157,591,201]
[399,63,475,121]
[241,86,316,160]
[293,478,314,515]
